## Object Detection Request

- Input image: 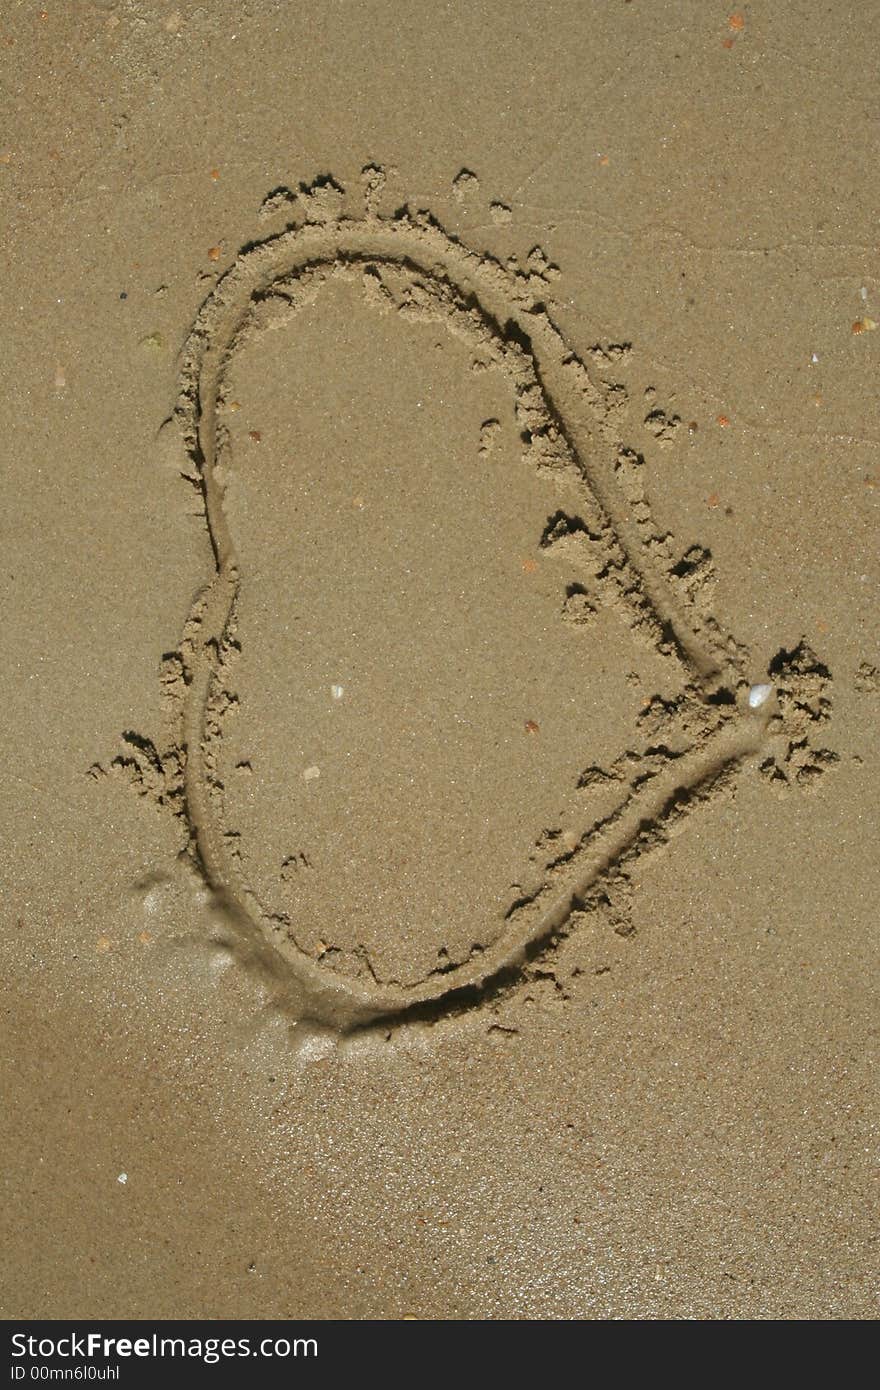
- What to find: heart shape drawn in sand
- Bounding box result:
[117,168,831,1030]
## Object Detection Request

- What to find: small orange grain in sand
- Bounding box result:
[96,936,113,953]
[728,13,746,31]
[721,37,735,50]
[707,492,720,508]
[352,495,366,509]
[852,317,877,334]
[813,393,823,407]
[524,719,540,735]
[209,168,220,181]
[687,420,698,434]
[0,152,11,165]
[248,429,262,443]
[815,617,829,634]
[521,557,538,574]
[717,414,731,427]
[138,931,154,946]
[598,154,610,167]
[207,245,221,262]
[864,475,877,488]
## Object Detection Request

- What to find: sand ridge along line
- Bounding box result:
[113,168,835,1031]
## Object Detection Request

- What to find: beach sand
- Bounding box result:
[1,1,877,1318]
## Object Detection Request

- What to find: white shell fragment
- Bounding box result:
[748,682,774,709]
[303,765,321,781]
[330,684,344,700]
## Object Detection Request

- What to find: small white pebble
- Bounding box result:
[330,684,344,700]
[303,765,321,781]
[117,1172,128,1185]
[860,286,868,301]
[810,352,819,364]
[748,683,774,709]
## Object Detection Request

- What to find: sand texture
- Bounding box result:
[1,1,877,1319]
